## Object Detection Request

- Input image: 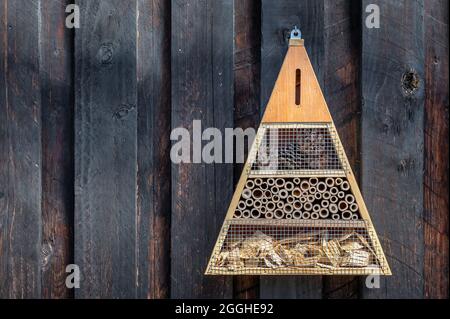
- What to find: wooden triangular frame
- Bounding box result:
[205,35,391,276]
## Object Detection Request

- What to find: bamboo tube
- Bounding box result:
[307,195,315,203]
[242,189,252,199]
[293,201,302,210]
[242,210,251,219]
[302,212,311,219]
[352,213,359,220]
[325,178,335,187]
[285,182,294,191]
[319,208,330,219]
[304,202,313,211]
[272,195,280,202]
[350,203,359,212]
[300,180,310,192]
[293,211,302,220]
[316,182,327,193]
[267,178,275,186]
[274,209,285,219]
[311,212,320,220]
[309,186,317,194]
[275,178,285,187]
[292,188,302,198]
[238,201,246,211]
[254,200,262,209]
[332,214,341,220]
[309,177,318,186]
[286,196,294,204]
[254,178,263,187]
[330,187,339,195]
[293,178,301,185]
[264,190,272,199]
[260,206,267,215]
[338,201,349,211]
[300,196,307,204]
[277,201,284,209]
[314,192,322,200]
[341,181,350,191]
[284,204,294,214]
[335,178,343,186]
[245,198,254,207]
[234,210,243,218]
[267,202,276,211]
[251,209,261,219]
[321,200,330,208]
[313,204,321,212]
[329,204,338,214]
[286,213,293,220]
[337,191,345,199]
[261,197,268,205]
[260,182,269,190]
[322,191,331,200]
[330,196,338,204]
[279,189,288,199]
[345,194,355,203]
[271,185,279,194]
[252,188,264,199]
[245,180,255,189]
[342,211,352,220]
[265,212,274,219]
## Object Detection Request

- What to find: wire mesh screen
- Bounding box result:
[251,124,346,175]
[207,220,386,275]
[234,177,361,221]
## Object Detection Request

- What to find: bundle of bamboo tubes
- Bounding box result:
[234,177,360,220]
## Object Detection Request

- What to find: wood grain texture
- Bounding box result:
[233,0,260,299]
[74,0,138,298]
[260,0,324,299]
[171,0,234,298]
[322,0,362,299]
[0,0,42,299]
[423,0,449,299]
[361,0,425,298]
[40,0,74,299]
[136,0,171,299]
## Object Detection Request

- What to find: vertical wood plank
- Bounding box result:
[136,0,171,299]
[40,0,74,299]
[322,0,362,299]
[260,0,324,299]
[361,0,425,298]
[75,0,138,298]
[171,0,234,298]
[233,0,261,300]
[424,0,449,299]
[0,0,42,298]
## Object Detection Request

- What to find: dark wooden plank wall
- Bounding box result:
[361,0,425,299]
[171,0,234,298]
[0,0,448,299]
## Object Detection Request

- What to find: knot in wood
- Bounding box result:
[97,43,114,65]
[401,69,420,96]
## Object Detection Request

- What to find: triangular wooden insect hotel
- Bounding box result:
[206,28,391,275]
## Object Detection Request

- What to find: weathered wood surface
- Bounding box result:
[423,0,449,299]
[40,0,74,299]
[0,0,43,299]
[0,0,448,299]
[171,0,234,298]
[361,0,425,299]
[74,0,138,298]
[233,0,261,300]
[136,0,172,299]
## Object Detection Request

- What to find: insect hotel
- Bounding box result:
[206,27,391,276]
